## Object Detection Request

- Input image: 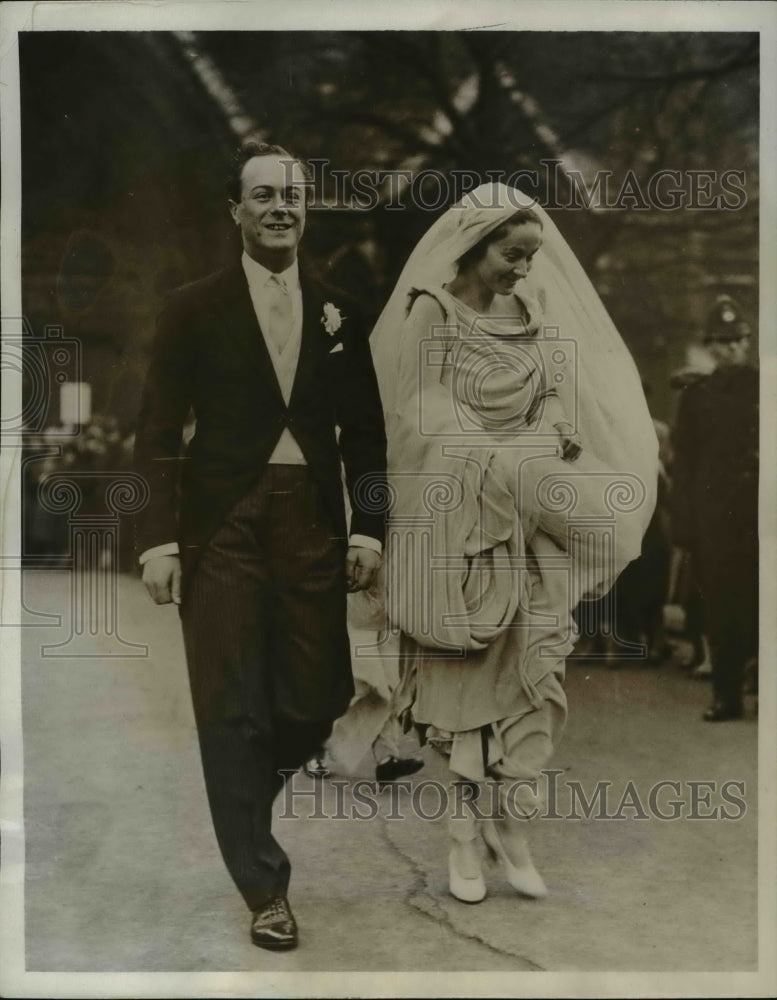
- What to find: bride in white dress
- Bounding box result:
[368,182,658,903]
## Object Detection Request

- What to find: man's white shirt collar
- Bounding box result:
[241,251,300,291]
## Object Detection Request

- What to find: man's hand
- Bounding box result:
[142,554,182,605]
[345,546,381,593]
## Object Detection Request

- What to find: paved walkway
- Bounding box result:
[17,570,758,978]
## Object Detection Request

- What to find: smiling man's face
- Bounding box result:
[229,154,307,271]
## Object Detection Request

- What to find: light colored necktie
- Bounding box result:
[265,274,293,354]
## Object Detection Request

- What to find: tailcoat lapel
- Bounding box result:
[289,270,325,408]
[216,263,286,407]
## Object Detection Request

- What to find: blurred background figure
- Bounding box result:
[305,527,424,786]
[305,627,424,785]
[604,384,674,666]
[660,545,713,679]
[23,414,136,570]
[321,216,387,330]
[661,365,716,680]
[670,294,758,721]
[574,385,673,668]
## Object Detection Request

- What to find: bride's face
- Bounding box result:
[472,221,543,296]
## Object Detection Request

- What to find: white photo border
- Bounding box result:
[2,2,776,997]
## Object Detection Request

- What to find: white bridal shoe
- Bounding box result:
[482,818,548,898]
[448,811,487,903]
[448,841,487,903]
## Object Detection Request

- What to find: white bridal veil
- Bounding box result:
[370,182,659,499]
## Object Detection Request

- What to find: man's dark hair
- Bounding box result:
[227,138,314,202]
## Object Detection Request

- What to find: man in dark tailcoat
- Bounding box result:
[671,294,758,721]
[134,141,387,948]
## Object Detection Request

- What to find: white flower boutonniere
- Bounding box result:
[321,302,344,335]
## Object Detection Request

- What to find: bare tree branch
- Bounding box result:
[589,42,757,85]
[306,102,442,157]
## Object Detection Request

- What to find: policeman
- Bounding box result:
[671,295,758,721]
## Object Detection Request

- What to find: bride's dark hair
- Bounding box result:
[456,207,543,272]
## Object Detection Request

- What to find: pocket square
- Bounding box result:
[329,342,344,354]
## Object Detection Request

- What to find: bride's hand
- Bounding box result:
[554,421,582,462]
[345,546,382,593]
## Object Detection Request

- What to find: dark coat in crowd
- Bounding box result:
[671,363,758,709]
[672,364,758,560]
